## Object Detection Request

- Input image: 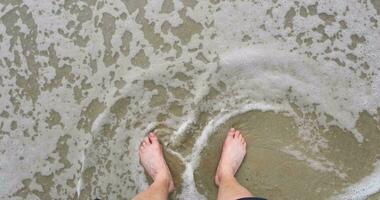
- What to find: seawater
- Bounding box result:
[0,0,379,199]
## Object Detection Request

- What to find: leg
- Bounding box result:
[133,132,174,200]
[215,128,253,200]
[132,178,171,200]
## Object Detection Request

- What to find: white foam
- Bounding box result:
[179,103,286,199]
[332,160,380,200]
[170,111,197,145]
[179,165,207,200]
[282,145,347,179]
[190,102,285,165]
[218,47,379,143]
[2,0,379,198]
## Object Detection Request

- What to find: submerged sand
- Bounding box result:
[0,0,379,199]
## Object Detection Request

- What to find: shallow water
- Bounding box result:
[0,0,379,199]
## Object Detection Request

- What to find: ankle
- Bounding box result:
[217,171,235,185]
[154,172,170,182]
[154,172,171,186]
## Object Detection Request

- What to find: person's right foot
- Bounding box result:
[215,128,247,186]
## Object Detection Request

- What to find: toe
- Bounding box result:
[235,130,241,138]
[139,144,146,156]
[149,132,158,143]
[240,136,245,144]
[144,137,151,144]
[228,129,235,137]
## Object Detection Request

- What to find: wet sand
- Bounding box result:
[195,110,380,199]
[1,0,380,199]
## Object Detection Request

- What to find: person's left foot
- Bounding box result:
[139,132,174,192]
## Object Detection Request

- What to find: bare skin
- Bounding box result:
[132,132,174,200]
[133,129,253,200]
[215,128,253,200]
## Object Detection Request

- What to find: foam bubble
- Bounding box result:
[217,46,379,143]
[332,161,380,200]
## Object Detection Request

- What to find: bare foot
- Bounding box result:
[139,132,174,192]
[215,128,247,186]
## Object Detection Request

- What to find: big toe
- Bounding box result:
[149,132,158,143]
[228,128,235,138]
